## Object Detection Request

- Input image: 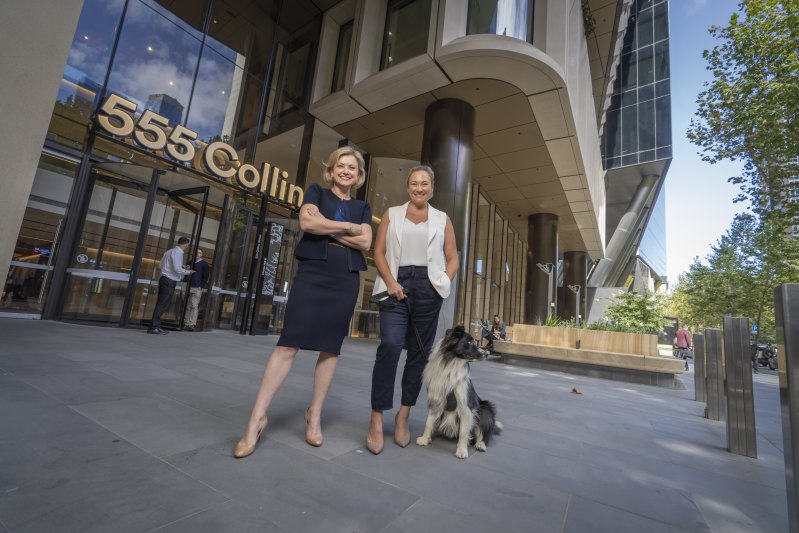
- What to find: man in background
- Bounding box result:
[676,324,692,371]
[183,248,209,331]
[148,237,193,335]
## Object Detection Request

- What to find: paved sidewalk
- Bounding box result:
[0,319,789,532]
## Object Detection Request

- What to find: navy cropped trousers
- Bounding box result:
[371,266,443,411]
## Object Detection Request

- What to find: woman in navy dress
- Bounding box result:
[234,147,372,458]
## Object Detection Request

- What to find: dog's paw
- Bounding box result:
[455,447,469,459]
[474,441,486,452]
[416,436,431,446]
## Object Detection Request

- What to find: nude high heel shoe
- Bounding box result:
[233,417,267,459]
[304,408,324,447]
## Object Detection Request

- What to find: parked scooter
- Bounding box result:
[751,341,778,370]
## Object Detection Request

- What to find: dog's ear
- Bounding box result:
[453,325,465,335]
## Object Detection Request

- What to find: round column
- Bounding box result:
[421,98,476,327]
[525,213,558,324]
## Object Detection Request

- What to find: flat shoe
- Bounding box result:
[304,408,323,447]
[233,417,267,459]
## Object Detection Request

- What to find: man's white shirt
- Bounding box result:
[160,246,191,281]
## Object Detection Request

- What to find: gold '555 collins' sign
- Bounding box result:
[95,94,303,208]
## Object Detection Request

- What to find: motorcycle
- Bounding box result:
[751,342,778,370]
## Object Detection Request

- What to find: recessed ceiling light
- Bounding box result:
[147,46,153,52]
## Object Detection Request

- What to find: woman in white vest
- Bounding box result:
[365,165,459,455]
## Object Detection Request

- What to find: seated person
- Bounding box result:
[482,314,506,350]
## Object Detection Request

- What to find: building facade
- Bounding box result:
[0,0,670,339]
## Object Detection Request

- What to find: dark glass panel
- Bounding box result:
[622,154,638,166]
[207,0,279,80]
[380,0,432,70]
[610,92,622,110]
[105,0,204,125]
[622,89,637,107]
[605,108,621,159]
[621,105,638,155]
[637,6,653,47]
[639,149,656,162]
[621,51,637,91]
[655,40,670,81]
[605,157,621,169]
[50,0,126,149]
[655,79,670,97]
[637,44,654,86]
[655,96,671,148]
[638,83,654,102]
[331,20,354,93]
[144,0,209,37]
[638,99,655,150]
[621,18,636,53]
[654,2,669,42]
[656,146,672,159]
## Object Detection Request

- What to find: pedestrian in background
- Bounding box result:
[233,146,372,458]
[183,248,209,331]
[148,237,193,335]
[676,324,691,371]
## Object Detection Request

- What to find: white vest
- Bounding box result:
[372,202,452,298]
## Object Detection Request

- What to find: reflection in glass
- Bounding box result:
[51,0,126,149]
[2,153,77,314]
[105,0,203,129]
[469,194,490,338]
[380,0,432,70]
[467,0,533,42]
[186,45,243,143]
[332,21,354,93]
[207,0,277,80]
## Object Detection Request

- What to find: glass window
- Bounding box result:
[655,95,671,149]
[637,6,653,47]
[139,0,208,38]
[467,0,534,42]
[621,105,638,155]
[638,99,655,151]
[332,20,354,93]
[380,0,432,70]
[185,44,247,145]
[50,0,126,149]
[105,0,205,128]
[637,45,654,86]
[469,194,490,337]
[207,0,278,81]
[2,153,78,314]
[654,2,669,42]
[654,41,670,81]
[621,52,637,92]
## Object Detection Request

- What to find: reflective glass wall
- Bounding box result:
[602,0,671,168]
[467,0,534,42]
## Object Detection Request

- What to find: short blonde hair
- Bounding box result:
[323,146,366,189]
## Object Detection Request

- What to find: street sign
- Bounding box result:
[752,324,758,334]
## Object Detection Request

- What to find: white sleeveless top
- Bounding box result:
[399,218,429,266]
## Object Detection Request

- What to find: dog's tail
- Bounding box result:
[478,400,502,437]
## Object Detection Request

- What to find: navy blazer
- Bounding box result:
[294,183,371,272]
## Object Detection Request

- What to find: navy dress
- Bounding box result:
[277,183,371,355]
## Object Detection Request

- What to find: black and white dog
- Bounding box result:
[415,325,502,458]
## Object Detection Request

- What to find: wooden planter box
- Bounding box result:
[511,324,659,357]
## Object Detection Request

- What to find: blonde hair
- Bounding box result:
[323,146,366,189]
[407,165,435,186]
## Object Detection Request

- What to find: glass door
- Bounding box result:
[129,186,208,328]
[215,207,256,329]
[62,172,150,322]
[62,165,208,326]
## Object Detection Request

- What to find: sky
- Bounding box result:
[664,0,747,283]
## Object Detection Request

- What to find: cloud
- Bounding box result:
[687,0,710,14]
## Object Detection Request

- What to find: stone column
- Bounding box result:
[525,213,558,324]
[0,0,84,281]
[421,98,475,332]
[561,250,588,322]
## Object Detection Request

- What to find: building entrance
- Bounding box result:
[61,163,209,328]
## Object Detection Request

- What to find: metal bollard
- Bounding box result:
[775,284,799,533]
[694,333,706,403]
[723,317,756,458]
[705,328,725,421]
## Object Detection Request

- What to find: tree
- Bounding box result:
[664,213,799,339]
[603,291,670,335]
[687,0,799,223]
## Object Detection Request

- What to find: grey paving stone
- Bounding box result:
[0,319,792,532]
[563,496,692,533]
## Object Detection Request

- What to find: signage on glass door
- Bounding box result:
[94,94,304,208]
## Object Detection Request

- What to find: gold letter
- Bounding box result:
[269,167,280,197]
[203,141,239,180]
[236,164,260,188]
[287,184,304,207]
[259,163,272,193]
